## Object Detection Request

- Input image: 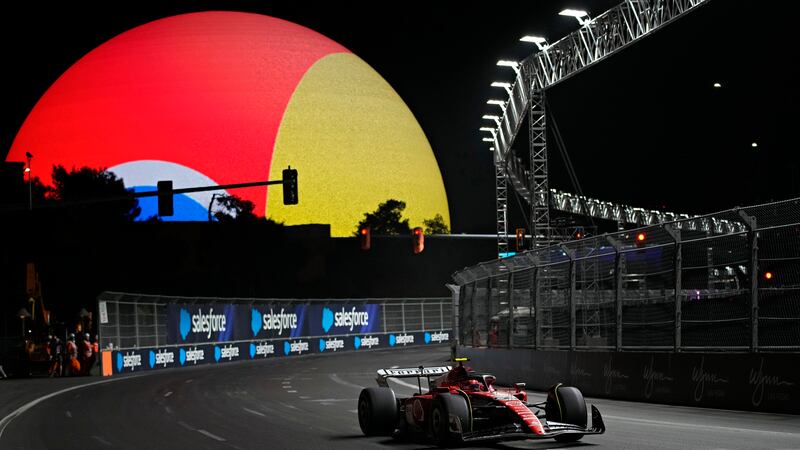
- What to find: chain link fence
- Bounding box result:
[97,292,452,351]
[453,198,800,352]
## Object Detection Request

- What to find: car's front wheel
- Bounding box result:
[546,384,587,443]
[429,393,470,447]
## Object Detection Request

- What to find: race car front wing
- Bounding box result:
[460,404,605,443]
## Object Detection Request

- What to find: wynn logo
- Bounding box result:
[691,357,728,402]
[603,357,629,394]
[749,358,795,407]
[641,356,673,399]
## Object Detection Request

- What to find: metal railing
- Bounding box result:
[97,292,452,351]
[452,198,800,352]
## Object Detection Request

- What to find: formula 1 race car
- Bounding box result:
[357,357,604,446]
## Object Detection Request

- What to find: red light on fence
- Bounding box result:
[412,227,425,254]
[636,232,646,242]
[359,226,371,251]
[764,271,773,280]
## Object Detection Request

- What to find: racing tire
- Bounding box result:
[546,384,586,443]
[358,387,398,436]
[429,393,470,447]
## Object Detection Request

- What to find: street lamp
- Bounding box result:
[25,152,32,210]
[17,308,31,339]
[559,9,591,25]
[520,35,548,51]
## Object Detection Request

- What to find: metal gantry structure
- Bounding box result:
[483,0,710,255]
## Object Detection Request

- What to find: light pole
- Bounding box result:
[25,152,33,210]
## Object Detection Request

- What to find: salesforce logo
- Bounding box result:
[149,349,175,368]
[284,340,309,356]
[214,344,239,362]
[251,309,261,337]
[430,332,449,344]
[116,352,143,372]
[190,308,227,339]
[178,307,227,341]
[322,306,369,333]
[354,335,379,350]
[262,308,298,336]
[390,334,414,347]
[250,342,275,358]
[322,308,334,332]
[319,338,344,352]
[179,347,204,366]
[179,308,191,340]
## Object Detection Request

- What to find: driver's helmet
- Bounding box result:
[461,379,483,391]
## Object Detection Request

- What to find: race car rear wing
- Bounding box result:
[376,366,451,390]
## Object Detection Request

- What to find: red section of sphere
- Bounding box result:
[7,12,349,214]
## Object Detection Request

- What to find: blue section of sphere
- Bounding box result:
[131,185,211,222]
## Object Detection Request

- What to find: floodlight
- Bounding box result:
[560,9,590,25]
[496,60,520,72]
[520,35,548,50]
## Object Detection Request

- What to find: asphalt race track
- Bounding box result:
[1,346,799,449]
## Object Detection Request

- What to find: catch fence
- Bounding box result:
[452,198,800,352]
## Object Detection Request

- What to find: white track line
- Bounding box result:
[602,414,800,437]
[197,429,226,442]
[242,407,265,417]
[0,377,133,441]
[328,374,364,390]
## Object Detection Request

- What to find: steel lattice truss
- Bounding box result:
[487,0,712,249]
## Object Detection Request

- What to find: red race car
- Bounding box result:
[357,357,605,446]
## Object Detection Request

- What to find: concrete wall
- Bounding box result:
[461,347,800,414]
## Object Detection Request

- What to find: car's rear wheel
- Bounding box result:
[546,384,586,443]
[430,394,470,447]
[357,387,397,436]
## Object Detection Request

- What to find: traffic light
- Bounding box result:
[412,227,424,254]
[359,225,371,251]
[515,228,525,250]
[282,166,298,205]
[157,180,173,217]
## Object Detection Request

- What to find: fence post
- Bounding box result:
[507,272,514,349]
[526,252,540,350]
[561,245,576,350]
[664,225,682,352]
[739,211,758,352]
[606,236,623,351]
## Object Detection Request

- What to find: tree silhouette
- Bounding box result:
[211,194,258,222]
[356,199,411,235]
[423,214,449,234]
[49,165,140,222]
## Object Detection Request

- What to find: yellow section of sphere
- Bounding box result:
[268,53,450,237]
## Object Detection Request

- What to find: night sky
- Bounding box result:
[3,1,798,233]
